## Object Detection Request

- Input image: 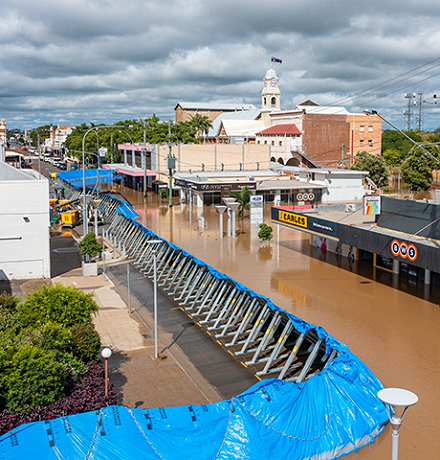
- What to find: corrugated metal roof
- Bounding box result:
[175,102,256,111]
[220,120,266,137]
[207,109,261,137]
[257,179,326,190]
[256,124,301,136]
[295,105,350,115]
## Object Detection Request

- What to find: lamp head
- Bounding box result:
[101,347,112,359]
[378,388,418,408]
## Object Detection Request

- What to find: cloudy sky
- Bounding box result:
[2,0,440,130]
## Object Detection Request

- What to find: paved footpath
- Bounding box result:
[53,267,217,408]
[5,234,257,410]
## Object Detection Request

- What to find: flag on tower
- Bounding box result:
[271,56,282,64]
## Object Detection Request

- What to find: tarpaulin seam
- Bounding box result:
[235,373,334,442]
[126,408,165,460]
[84,409,102,460]
[325,367,371,386]
[213,400,235,460]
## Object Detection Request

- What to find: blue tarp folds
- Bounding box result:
[0,368,386,460]
[9,186,388,459]
[57,168,114,187]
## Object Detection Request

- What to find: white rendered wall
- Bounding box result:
[322,173,365,204]
[0,177,50,280]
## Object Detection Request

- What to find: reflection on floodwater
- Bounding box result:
[107,184,439,460]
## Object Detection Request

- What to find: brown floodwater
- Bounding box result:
[112,185,440,460]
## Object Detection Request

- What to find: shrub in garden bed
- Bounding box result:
[0,362,118,436]
[0,288,118,435]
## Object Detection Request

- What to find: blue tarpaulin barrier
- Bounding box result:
[0,368,386,460]
[3,187,388,459]
[57,168,114,187]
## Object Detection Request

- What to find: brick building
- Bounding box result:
[174,68,382,168]
[269,104,382,168]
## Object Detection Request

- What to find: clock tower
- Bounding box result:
[261,66,281,127]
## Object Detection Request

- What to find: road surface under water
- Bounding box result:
[108,185,439,460]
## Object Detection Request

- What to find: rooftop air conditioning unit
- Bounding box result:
[345,204,356,212]
[247,177,255,181]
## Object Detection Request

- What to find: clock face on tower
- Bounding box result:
[270,79,277,87]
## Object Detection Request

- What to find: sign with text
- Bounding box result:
[363,195,381,215]
[250,195,263,225]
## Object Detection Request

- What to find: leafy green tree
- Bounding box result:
[351,151,389,187]
[382,148,403,166]
[258,223,273,242]
[229,187,252,219]
[381,129,423,156]
[79,232,102,259]
[63,115,203,160]
[401,144,440,191]
[0,344,66,413]
[19,284,99,329]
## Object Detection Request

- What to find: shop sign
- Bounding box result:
[295,192,315,202]
[363,195,381,215]
[250,195,263,208]
[391,239,417,261]
[278,211,307,228]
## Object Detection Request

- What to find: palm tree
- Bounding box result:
[189,114,213,140]
[229,187,252,219]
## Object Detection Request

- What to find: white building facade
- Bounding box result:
[0,162,51,280]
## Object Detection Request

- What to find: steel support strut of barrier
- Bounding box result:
[58,180,332,383]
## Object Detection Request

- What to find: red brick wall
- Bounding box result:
[302,114,351,168]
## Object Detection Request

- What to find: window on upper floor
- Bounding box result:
[368,125,373,132]
[360,125,365,132]
[279,141,283,146]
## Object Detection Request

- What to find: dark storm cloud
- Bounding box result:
[2,0,440,129]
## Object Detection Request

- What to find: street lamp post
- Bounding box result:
[167,122,176,207]
[101,347,112,397]
[146,240,162,358]
[377,388,418,460]
[140,117,148,197]
[29,129,42,180]
[82,125,123,235]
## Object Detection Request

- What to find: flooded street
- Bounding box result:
[114,185,439,460]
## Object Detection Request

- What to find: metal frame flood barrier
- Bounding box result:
[58,178,337,382]
[31,173,389,460]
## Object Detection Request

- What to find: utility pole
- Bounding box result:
[167,122,176,208]
[141,117,148,197]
